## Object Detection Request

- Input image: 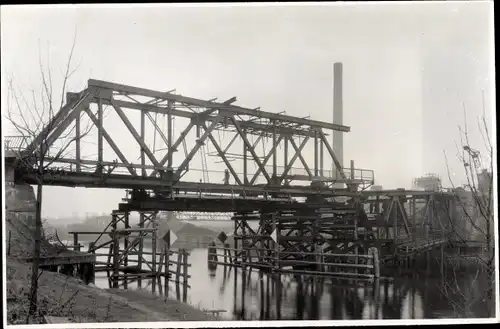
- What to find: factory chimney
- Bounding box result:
[333,62,344,178]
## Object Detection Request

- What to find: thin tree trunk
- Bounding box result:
[28,178,43,322]
[486,216,493,317]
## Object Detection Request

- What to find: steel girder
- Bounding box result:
[11,79,376,194]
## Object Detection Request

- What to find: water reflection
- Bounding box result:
[89,247,488,320]
[224,266,429,320]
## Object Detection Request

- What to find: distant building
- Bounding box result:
[477,169,492,198]
[412,173,442,191]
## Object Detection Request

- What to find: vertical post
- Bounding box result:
[425,197,430,240]
[165,248,170,296]
[111,214,119,288]
[241,263,246,316]
[88,263,95,284]
[412,197,417,247]
[97,98,103,174]
[272,120,277,180]
[272,213,278,270]
[320,136,324,177]
[88,242,95,253]
[314,131,319,177]
[182,250,188,302]
[123,212,129,289]
[440,244,444,276]
[106,243,113,279]
[354,203,359,270]
[176,252,182,283]
[276,273,282,319]
[372,247,380,278]
[242,219,247,263]
[373,277,380,319]
[7,231,11,256]
[234,217,239,263]
[75,110,81,172]
[138,212,144,288]
[152,213,157,293]
[392,198,398,243]
[223,243,228,264]
[141,111,146,177]
[284,137,288,185]
[350,160,355,180]
[167,101,173,168]
[73,233,80,252]
[243,130,248,184]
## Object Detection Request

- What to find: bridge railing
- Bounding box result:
[263,165,375,183]
[174,211,232,221]
[396,229,448,247]
[4,135,31,153]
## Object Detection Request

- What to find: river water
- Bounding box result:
[81,240,490,320]
[72,218,491,320]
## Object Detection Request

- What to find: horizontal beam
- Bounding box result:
[88,79,350,132]
[17,170,452,198]
[44,157,169,171]
[96,98,320,138]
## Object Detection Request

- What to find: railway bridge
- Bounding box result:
[4,78,456,280]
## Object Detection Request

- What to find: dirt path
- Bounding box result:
[7,258,213,324]
[108,289,216,321]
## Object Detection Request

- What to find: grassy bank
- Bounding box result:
[6,258,216,324]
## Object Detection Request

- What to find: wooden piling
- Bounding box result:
[112,238,119,288]
[176,252,182,283]
[165,248,170,296]
[225,243,231,264]
[106,243,113,278]
[110,212,118,288]
[7,231,12,256]
[182,249,188,302]
[152,215,157,293]
[138,212,145,288]
[371,247,380,278]
[208,241,217,264]
[73,233,80,252]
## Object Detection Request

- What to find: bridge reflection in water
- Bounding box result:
[224,266,426,320]
[92,247,476,320]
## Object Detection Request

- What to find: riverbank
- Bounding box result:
[6,258,216,324]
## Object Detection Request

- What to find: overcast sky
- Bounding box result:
[1,2,494,218]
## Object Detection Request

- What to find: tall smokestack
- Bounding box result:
[333,62,344,175]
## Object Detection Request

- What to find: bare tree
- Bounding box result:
[442,95,495,317]
[4,33,94,323]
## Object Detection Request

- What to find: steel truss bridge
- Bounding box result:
[6,79,375,200]
[5,79,456,265]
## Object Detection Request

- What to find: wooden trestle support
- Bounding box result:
[226,191,455,278]
[73,209,191,298]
